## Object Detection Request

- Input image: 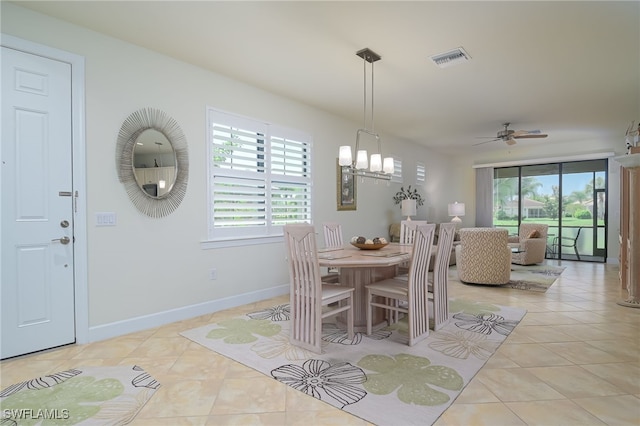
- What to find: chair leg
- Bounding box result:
[347,294,354,340]
[388,298,395,324]
[546,244,555,259]
[366,289,372,336]
[382,299,392,327]
[574,245,580,261]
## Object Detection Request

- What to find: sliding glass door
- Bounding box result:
[559,160,607,261]
[494,159,607,262]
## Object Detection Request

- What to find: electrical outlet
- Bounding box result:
[209,268,217,280]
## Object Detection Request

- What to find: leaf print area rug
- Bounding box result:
[451,264,565,292]
[181,298,526,426]
[0,365,160,425]
[506,264,566,292]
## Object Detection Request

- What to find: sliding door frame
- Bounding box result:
[494,159,608,262]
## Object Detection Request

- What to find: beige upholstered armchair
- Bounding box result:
[508,223,548,265]
[455,228,511,285]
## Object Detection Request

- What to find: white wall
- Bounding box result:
[1,3,456,339]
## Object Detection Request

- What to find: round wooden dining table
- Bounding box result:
[317,243,412,332]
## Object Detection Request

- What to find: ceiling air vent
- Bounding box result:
[430,47,471,68]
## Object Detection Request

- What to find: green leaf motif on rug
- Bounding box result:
[206,318,281,344]
[449,299,500,315]
[1,376,123,425]
[384,317,408,335]
[251,332,314,360]
[358,353,463,406]
[247,304,290,321]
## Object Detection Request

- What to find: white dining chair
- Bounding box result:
[321,222,344,283]
[399,220,429,245]
[428,223,456,330]
[365,224,436,346]
[322,222,344,247]
[284,224,355,354]
[397,220,428,274]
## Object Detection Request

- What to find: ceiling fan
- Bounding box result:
[474,122,548,146]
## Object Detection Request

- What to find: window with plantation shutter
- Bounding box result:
[207,108,312,244]
[391,157,403,183]
[417,162,426,183]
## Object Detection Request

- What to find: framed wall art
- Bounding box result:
[336,159,357,211]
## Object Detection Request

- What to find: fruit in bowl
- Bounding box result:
[350,236,388,250]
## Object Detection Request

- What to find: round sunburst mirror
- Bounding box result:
[116,108,188,218]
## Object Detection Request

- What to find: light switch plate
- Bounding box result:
[96,212,117,226]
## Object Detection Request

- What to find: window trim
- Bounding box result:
[202,108,313,249]
[201,235,283,250]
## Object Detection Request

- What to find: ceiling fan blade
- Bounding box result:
[512,129,542,136]
[513,133,547,139]
[472,138,500,146]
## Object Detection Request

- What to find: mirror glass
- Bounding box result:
[132,129,177,198]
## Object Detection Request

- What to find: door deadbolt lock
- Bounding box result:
[60,220,70,228]
[52,236,71,245]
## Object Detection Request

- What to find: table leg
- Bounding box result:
[338,265,397,332]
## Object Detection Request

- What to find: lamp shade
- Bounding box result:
[448,202,465,216]
[370,154,382,172]
[448,202,465,222]
[338,146,352,166]
[355,150,368,169]
[383,157,394,174]
[401,199,417,219]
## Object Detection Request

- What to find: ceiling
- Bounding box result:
[13,1,640,156]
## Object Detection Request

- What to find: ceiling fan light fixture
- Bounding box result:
[430,47,471,68]
[473,122,548,147]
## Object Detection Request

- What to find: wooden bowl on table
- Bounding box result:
[351,242,389,250]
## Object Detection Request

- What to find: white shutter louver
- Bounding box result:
[391,158,403,183]
[417,162,426,183]
[208,109,312,240]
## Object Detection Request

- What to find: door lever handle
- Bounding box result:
[52,236,71,245]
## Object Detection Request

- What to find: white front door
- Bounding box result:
[1,46,76,359]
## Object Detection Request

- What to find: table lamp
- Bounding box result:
[402,199,417,221]
[448,202,465,223]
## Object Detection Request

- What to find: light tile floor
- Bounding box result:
[1,260,639,425]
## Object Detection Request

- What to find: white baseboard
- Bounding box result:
[86,284,289,343]
[606,257,619,265]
